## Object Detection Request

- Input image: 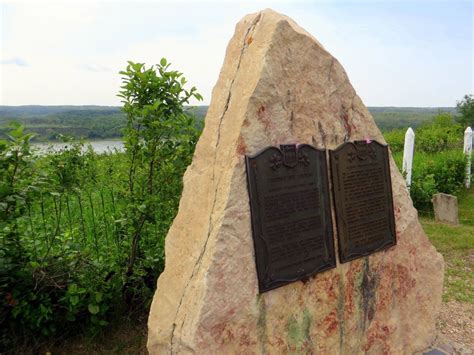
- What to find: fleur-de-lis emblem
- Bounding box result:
[269,153,282,170]
[368,146,377,160]
[298,151,310,166]
[348,148,357,162]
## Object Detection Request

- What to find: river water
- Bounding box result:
[32,140,124,154]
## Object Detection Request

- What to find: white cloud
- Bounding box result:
[0,1,472,106]
[1,57,28,66]
[0,1,240,105]
[78,64,112,72]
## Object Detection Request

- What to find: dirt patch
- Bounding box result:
[434,301,474,354]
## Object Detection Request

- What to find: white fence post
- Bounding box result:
[402,127,415,189]
[464,126,472,189]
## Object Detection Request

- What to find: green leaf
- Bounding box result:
[95,292,103,303]
[88,303,100,315]
[70,295,79,306]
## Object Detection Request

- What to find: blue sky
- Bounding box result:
[0,0,472,106]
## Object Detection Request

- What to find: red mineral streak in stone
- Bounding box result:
[321,310,339,335]
[256,105,272,131]
[363,323,391,353]
[238,325,255,347]
[375,273,394,313]
[395,265,416,298]
[274,336,285,348]
[210,322,234,345]
[375,290,390,313]
[227,307,236,317]
[300,340,313,353]
[214,270,226,293]
[351,123,357,134]
[236,136,247,155]
[341,110,352,138]
[394,211,399,219]
[297,290,306,307]
[326,274,340,301]
[317,274,341,301]
[344,263,361,315]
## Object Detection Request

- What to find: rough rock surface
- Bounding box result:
[148,9,444,354]
[432,193,459,225]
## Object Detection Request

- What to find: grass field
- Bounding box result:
[421,189,474,304]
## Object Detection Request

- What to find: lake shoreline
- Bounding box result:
[32,140,125,154]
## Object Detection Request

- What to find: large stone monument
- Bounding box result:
[148,9,444,354]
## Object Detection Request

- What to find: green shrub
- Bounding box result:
[384,115,468,211]
[384,128,405,153]
[384,112,463,155]
[392,150,468,210]
[1,59,202,351]
[415,124,463,153]
[409,173,437,210]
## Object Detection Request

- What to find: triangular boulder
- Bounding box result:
[148,9,444,354]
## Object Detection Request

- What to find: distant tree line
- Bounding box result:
[1,95,472,141]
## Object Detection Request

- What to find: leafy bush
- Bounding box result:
[0,131,123,349]
[0,60,202,351]
[456,94,474,127]
[117,59,202,279]
[385,113,463,154]
[384,114,468,210]
[392,150,468,210]
[415,124,463,153]
[384,128,405,153]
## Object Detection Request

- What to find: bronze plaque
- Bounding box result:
[330,140,396,263]
[246,144,336,293]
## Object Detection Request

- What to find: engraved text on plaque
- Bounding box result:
[330,140,396,263]
[246,144,335,293]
